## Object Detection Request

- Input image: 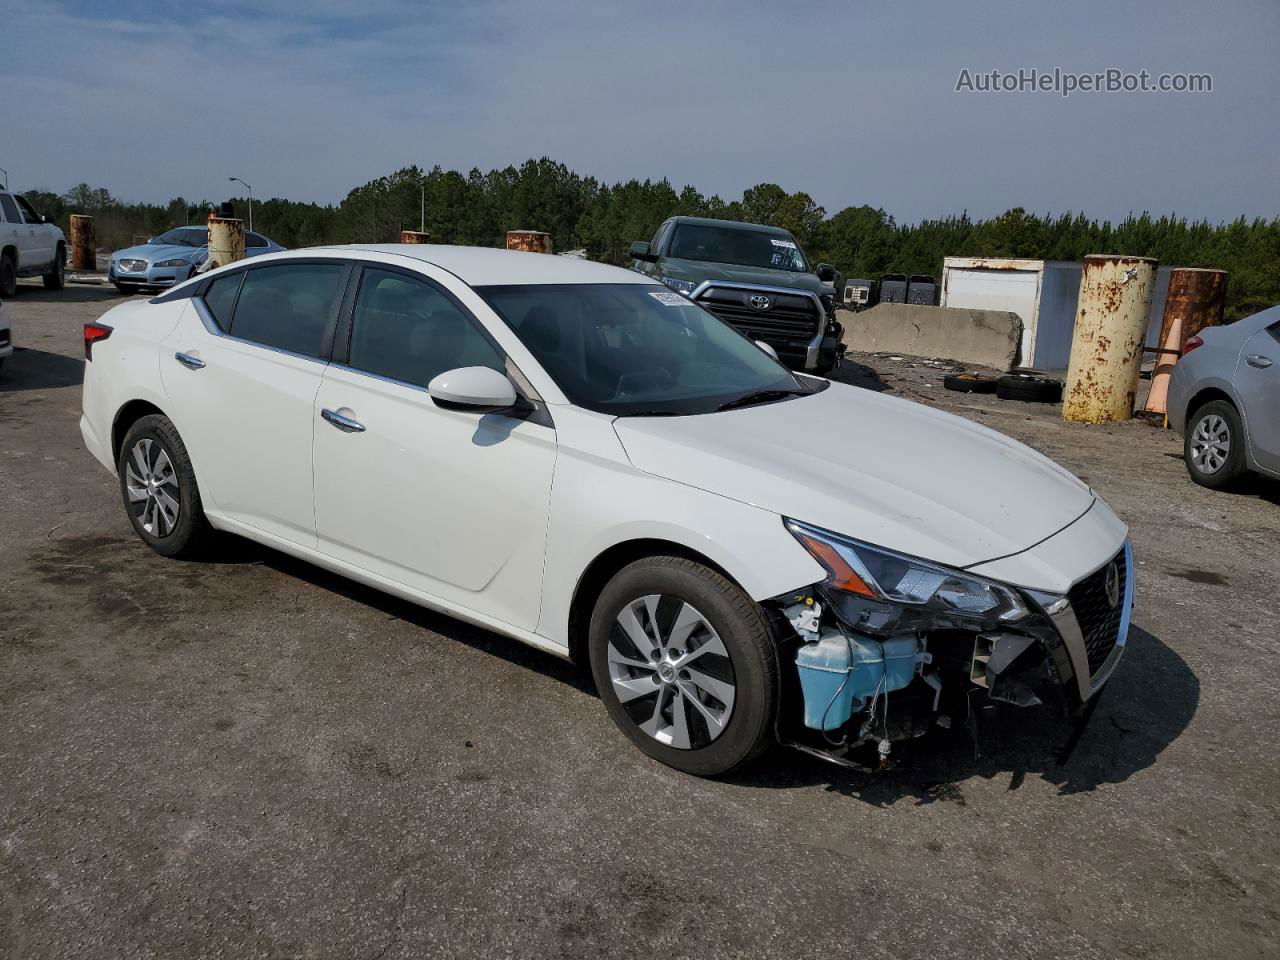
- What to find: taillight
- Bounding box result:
[1181,334,1204,356]
[84,322,113,361]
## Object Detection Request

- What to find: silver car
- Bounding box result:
[1168,305,1280,488]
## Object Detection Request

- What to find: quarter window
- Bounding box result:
[246,233,268,249]
[228,263,345,359]
[202,272,243,330]
[347,269,504,388]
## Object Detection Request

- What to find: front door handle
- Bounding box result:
[174,351,205,369]
[321,407,366,433]
[1246,354,1273,369]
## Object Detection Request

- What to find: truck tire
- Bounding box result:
[43,246,66,290]
[0,253,16,298]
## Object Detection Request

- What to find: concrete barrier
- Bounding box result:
[839,303,1024,371]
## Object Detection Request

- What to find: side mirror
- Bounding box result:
[755,340,779,361]
[630,241,657,262]
[428,366,519,412]
[816,263,836,283]
[40,214,50,224]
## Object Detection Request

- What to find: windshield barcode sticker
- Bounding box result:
[649,291,687,306]
[770,239,797,249]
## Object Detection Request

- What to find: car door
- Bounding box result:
[159,258,352,547]
[1236,320,1280,473]
[0,193,35,270]
[13,195,51,267]
[312,262,557,631]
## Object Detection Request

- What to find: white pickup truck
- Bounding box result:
[0,190,66,297]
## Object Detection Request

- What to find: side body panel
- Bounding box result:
[534,407,825,650]
[1236,325,1280,474]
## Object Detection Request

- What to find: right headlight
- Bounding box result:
[786,519,1030,632]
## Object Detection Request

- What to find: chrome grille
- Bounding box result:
[1068,549,1127,675]
[694,286,821,346]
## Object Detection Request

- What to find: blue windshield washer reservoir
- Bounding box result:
[796,633,920,731]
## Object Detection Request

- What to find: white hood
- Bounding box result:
[612,382,1095,570]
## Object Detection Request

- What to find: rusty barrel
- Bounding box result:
[1063,255,1159,424]
[69,214,96,271]
[399,230,431,244]
[1143,268,1228,415]
[506,230,553,255]
[206,215,245,269]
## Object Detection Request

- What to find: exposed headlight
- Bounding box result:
[786,519,1030,632]
[155,258,190,268]
[660,276,697,297]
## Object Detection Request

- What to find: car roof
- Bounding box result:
[666,216,795,237]
[308,244,654,286]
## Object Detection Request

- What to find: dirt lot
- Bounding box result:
[2,280,1278,959]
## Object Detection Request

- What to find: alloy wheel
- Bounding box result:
[607,595,736,750]
[1191,413,1231,474]
[125,438,181,536]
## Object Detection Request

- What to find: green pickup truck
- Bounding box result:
[629,216,844,373]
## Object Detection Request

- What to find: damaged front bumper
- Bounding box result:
[773,531,1134,764]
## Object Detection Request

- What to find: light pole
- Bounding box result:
[228,177,253,232]
[0,166,8,190]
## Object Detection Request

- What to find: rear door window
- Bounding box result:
[346,268,504,388]
[246,233,268,249]
[0,195,19,223]
[227,263,346,359]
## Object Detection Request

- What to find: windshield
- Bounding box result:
[151,227,208,247]
[477,283,809,416]
[668,224,808,273]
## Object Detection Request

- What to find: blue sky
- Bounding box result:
[2,0,1277,223]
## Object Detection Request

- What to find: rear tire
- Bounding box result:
[1184,399,1247,489]
[42,247,65,290]
[117,414,214,559]
[0,254,16,298]
[588,556,778,777]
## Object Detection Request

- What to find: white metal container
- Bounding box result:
[941,257,1085,369]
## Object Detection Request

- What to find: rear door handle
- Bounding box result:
[321,408,366,433]
[1246,354,1273,369]
[174,351,205,369]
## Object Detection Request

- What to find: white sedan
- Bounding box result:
[80,246,1132,776]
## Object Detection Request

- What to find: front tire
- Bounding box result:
[1184,399,1248,488]
[43,246,65,290]
[588,556,778,776]
[0,254,16,298]
[117,414,213,558]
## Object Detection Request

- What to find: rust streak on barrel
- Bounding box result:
[69,215,96,271]
[1143,267,1228,415]
[506,230,553,255]
[206,212,245,270]
[1063,254,1159,424]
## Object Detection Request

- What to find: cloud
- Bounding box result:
[3,0,1277,222]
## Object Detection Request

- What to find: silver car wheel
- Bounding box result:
[1191,413,1231,474]
[125,438,181,536]
[607,595,736,750]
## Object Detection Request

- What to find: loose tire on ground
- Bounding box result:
[117,414,214,559]
[588,556,779,777]
[943,373,998,394]
[996,374,1063,403]
[43,247,65,290]
[1184,399,1248,489]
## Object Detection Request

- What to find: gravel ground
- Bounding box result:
[2,280,1278,959]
